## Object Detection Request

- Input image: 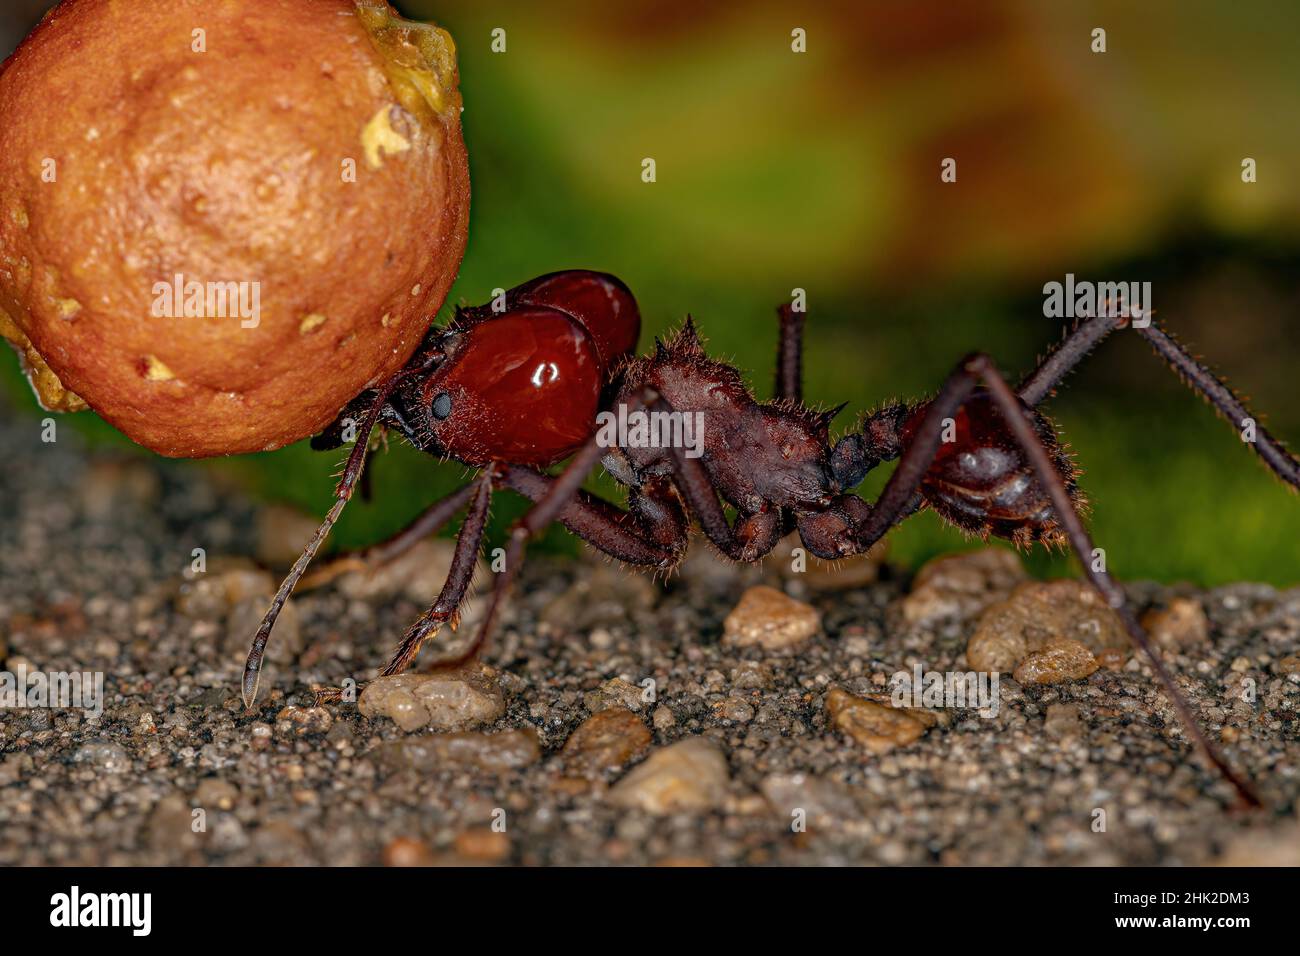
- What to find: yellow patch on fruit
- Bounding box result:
[141,355,175,381]
[361,105,410,168]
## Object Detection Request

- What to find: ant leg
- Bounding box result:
[296,482,479,592]
[440,428,618,666]
[818,353,1260,805]
[1019,315,1300,489]
[666,444,784,561]
[500,467,684,567]
[1017,314,1120,406]
[773,303,807,402]
[1136,323,1300,488]
[378,471,494,677]
[241,375,408,709]
[974,357,1260,807]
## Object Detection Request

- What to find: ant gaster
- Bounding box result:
[245,269,1300,808]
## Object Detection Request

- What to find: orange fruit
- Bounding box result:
[0,0,470,456]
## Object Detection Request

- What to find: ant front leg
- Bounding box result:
[296,482,479,592]
[377,470,495,678]
[242,372,414,709]
[439,396,693,669]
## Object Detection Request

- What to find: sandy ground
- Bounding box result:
[1,405,1298,866]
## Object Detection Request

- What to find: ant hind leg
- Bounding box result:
[825,352,1259,806]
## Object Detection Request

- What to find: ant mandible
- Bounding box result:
[243,269,1298,808]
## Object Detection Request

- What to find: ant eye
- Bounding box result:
[431,392,452,420]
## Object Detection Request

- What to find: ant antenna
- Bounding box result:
[241,373,407,709]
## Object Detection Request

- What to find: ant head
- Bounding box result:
[406,306,604,467]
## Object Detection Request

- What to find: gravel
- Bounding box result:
[1,403,1298,866]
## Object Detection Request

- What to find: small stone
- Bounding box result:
[1013,638,1099,685]
[382,836,435,867]
[255,504,323,567]
[454,828,510,862]
[73,739,131,774]
[541,562,658,630]
[1043,703,1083,739]
[562,708,652,777]
[1142,597,1209,648]
[1216,822,1300,866]
[194,778,239,810]
[722,585,820,651]
[148,795,201,853]
[337,538,486,604]
[1278,656,1300,675]
[607,737,729,814]
[275,705,333,737]
[583,677,646,713]
[900,548,1028,625]
[358,664,504,732]
[379,728,540,773]
[652,705,676,731]
[248,722,273,751]
[714,697,754,723]
[968,580,1125,674]
[176,558,274,619]
[760,772,864,828]
[825,687,927,754]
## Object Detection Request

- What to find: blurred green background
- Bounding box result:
[3,0,1299,585]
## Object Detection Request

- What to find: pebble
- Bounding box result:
[1014,638,1099,685]
[194,778,239,810]
[175,558,274,619]
[723,585,820,651]
[73,740,131,774]
[967,580,1125,677]
[562,708,652,777]
[358,665,504,732]
[760,772,864,827]
[541,562,657,630]
[652,705,676,731]
[1141,597,1210,647]
[900,548,1028,625]
[255,504,324,567]
[825,687,927,754]
[379,728,540,773]
[382,836,435,867]
[607,737,729,814]
[454,828,510,863]
[275,705,333,737]
[337,538,484,604]
[147,795,201,853]
[1043,703,1083,739]
[583,677,646,713]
